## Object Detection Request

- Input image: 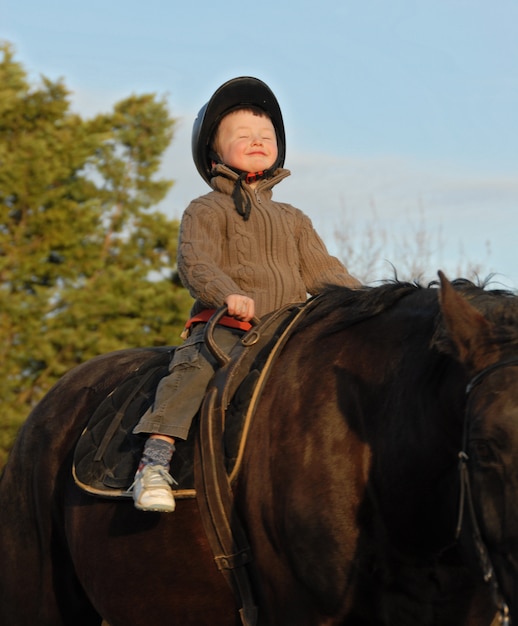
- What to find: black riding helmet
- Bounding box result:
[192,76,286,186]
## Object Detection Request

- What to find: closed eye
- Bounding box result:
[470,439,499,465]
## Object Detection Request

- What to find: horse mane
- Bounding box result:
[296,279,425,336]
[297,276,518,345]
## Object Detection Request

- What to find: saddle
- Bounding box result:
[72,301,312,499]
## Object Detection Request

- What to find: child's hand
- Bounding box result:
[225,294,255,322]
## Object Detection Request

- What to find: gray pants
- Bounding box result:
[133,324,244,440]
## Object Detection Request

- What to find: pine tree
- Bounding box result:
[0,43,192,464]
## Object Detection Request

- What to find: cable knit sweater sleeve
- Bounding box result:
[177,198,248,309]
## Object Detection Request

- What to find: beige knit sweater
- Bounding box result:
[177,165,360,319]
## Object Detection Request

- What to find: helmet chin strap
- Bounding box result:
[243,170,268,184]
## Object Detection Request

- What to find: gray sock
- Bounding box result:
[141,438,175,469]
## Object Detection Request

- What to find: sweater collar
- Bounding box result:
[210,164,290,220]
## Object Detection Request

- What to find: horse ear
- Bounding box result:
[438,270,495,371]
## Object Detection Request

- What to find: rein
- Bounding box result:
[456,358,518,626]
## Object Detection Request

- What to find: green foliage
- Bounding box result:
[0,43,193,466]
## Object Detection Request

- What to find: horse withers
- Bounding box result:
[1,272,517,625]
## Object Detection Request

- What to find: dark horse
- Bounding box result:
[1,272,518,625]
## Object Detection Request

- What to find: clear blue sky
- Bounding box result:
[3,0,518,286]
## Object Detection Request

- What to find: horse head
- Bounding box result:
[439,270,518,624]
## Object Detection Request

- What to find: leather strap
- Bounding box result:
[184,309,253,333]
[194,298,323,625]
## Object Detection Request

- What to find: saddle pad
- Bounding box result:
[72,351,257,500]
[73,350,197,498]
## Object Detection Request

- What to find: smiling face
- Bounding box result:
[213,108,278,176]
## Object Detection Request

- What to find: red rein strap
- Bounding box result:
[184,309,252,333]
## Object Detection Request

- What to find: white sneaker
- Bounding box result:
[132,464,176,512]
